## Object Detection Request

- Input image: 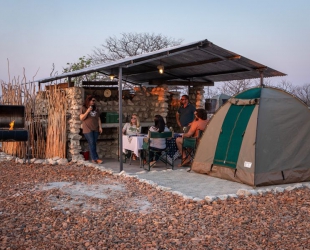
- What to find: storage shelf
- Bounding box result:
[101,122,153,128]
[80,138,115,142]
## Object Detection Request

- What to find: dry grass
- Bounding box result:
[1,76,67,159]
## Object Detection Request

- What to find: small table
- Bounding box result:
[122,135,147,166]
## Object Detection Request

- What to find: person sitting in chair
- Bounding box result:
[122,113,141,160]
[122,113,141,135]
[143,115,170,167]
[176,109,208,166]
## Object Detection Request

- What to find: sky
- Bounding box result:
[1,0,310,86]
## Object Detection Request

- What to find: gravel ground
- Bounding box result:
[1,161,310,249]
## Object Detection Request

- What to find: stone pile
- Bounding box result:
[1,161,310,249]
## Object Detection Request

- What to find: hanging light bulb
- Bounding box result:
[109,74,114,81]
[157,65,164,74]
[109,69,115,81]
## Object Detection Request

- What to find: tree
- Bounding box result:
[91,32,183,65]
[63,56,92,73]
[62,33,183,87]
[61,56,97,86]
[273,79,295,93]
[215,79,256,97]
[294,83,310,106]
[204,86,220,99]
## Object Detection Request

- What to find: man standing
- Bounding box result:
[176,95,196,132]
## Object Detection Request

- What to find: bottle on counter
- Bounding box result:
[169,127,174,138]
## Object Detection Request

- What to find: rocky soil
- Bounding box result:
[1,161,310,249]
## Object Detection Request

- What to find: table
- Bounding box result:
[122,135,146,165]
[122,133,182,167]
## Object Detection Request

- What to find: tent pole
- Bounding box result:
[259,70,264,87]
[118,67,123,172]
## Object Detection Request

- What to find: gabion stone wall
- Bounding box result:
[66,87,84,162]
[189,86,205,109]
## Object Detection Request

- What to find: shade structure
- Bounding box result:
[37,39,285,86]
[192,87,310,186]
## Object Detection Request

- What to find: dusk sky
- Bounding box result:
[1,0,310,86]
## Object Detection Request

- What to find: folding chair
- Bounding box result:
[142,131,173,171]
[124,150,134,164]
[181,129,203,172]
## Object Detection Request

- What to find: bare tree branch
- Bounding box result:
[294,83,310,106]
[215,79,256,97]
[90,32,183,65]
[62,32,183,88]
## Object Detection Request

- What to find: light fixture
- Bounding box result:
[109,70,115,81]
[109,74,114,81]
[157,64,164,74]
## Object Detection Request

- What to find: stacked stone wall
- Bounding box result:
[65,87,84,162]
[189,86,205,109]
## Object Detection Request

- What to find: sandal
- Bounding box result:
[96,159,103,164]
[150,161,156,167]
[178,157,191,167]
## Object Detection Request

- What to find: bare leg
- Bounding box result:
[176,137,185,158]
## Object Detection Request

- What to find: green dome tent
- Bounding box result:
[192,87,310,186]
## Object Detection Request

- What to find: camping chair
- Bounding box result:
[181,129,203,172]
[124,150,135,165]
[142,131,173,171]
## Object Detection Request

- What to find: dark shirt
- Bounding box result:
[178,103,196,127]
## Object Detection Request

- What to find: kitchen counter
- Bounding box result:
[101,122,153,128]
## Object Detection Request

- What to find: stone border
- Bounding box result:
[111,170,310,203]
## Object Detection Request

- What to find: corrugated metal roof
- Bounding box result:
[38,39,286,85]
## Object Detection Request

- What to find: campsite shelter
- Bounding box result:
[192,87,310,186]
[37,39,285,171]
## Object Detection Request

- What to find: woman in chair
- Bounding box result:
[122,113,141,135]
[122,113,141,160]
[144,115,169,167]
[176,109,208,166]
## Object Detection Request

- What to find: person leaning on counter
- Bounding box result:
[80,95,103,164]
[176,94,196,132]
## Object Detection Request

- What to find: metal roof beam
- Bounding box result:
[149,80,214,86]
[199,47,258,72]
[121,56,239,78]
[166,55,240,70]
[184,68,250,78]
[82,81,119,86]
[124,47,199,68]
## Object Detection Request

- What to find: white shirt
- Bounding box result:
[123,123,140,135]
[149,126,170,149]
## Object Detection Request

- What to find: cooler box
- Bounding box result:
[100,112,119,123]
